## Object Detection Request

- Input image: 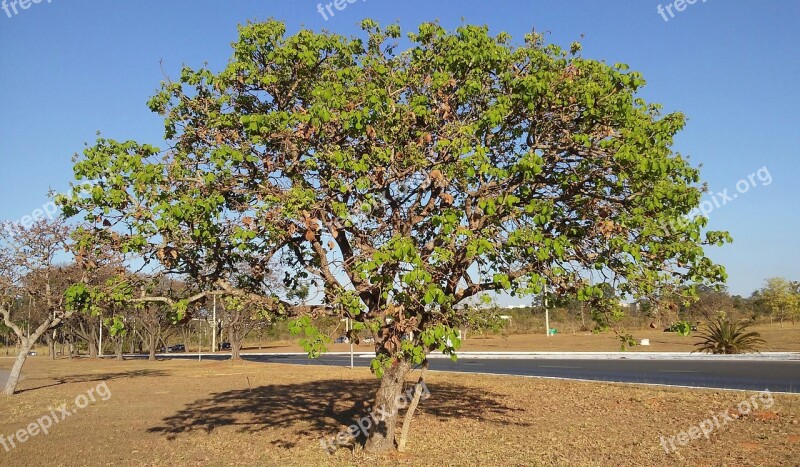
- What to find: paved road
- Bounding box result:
[158,353,800,393]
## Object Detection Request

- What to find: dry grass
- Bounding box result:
[5,324,796,359]
[244,323,800,354]
[458,323,800,353]
[1,357,798,466]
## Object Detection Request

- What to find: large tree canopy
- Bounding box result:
[61,19,730,452]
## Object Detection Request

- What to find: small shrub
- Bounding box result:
[694,317,765,354]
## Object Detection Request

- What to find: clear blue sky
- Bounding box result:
[0,0,797,299]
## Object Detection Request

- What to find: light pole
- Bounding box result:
[544,282,550,337]
[212,294,217,353]
[349,317,354,369]
[341,317,354,369]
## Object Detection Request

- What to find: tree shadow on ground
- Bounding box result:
[149,378,530,447]
[18,369,170,393]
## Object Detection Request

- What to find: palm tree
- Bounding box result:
[693,317,765,354]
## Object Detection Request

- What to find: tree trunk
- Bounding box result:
[579,304,587,330]
[230,327,242,360]
[148,333,157,361]
[3,338,34,396]
[47,332,56,360]
[115,338,124,361]
[87,328,99,359]
[397,360,429,452]
[215,324,223,351]
[364,359,411,453]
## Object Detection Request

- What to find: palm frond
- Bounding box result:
[693,317,765,354]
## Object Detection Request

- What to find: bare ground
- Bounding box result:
[0,357,798,466]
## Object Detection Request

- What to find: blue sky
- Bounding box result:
[0,0,797,298]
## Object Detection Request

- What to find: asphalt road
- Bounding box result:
[160,354,800,393]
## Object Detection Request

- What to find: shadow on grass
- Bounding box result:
[18,369,171,393]
[149,378,528,446]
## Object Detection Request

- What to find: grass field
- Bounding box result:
[3,324,797,359]
[233,323,800,354]
[1,357,798,466]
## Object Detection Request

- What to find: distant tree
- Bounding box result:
[105,309,130,361]
[218,296,275,359]
[134,304,172,361]
[684,285,733,321]
[759,277,800,326]
[67,313,103,358]
[61,20,730,451]
[0,321,11,355]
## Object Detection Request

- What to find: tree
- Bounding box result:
[22,263,85,359]
[61,20,729,451]
[135,304,174,361]
[67,313,103,358]
[758,277,800,326]
[0,220,75,396]
[0,321,12,356]
[683,284,733,321]
[210,296,270,359]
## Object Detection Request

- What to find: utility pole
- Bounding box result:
[99,318,103,357]
[544,282,550,337]
[212,295,217,353]
[348,317,354,369]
